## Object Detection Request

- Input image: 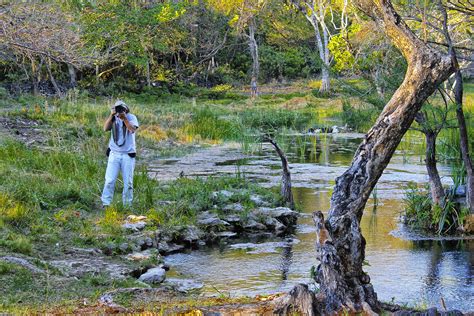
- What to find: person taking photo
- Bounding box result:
[101,99,139,208]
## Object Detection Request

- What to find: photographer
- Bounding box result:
[101,100,139,207]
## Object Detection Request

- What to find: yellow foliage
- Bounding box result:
[98,206,122,233]
[308,80,322,89]
[0,193,29,225]
[140,125,168,142]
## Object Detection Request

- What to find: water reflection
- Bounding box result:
[164,134,473,312]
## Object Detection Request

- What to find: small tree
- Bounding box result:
[0,2,89,96]
[289,0,349,92]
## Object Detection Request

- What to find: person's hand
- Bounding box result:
[110,107,116,116]
[118,112,126,120]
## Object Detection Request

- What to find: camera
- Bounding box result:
[115,105,126,114]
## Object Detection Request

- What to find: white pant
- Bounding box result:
[101,152,135,206]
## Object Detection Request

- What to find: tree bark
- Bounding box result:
[425,131,445,206]
[414,112,445,206]
[45,57,62,97]
[453,70,474,212]
[308,11,330,92]
[437,0,474,212]
[248,18,259,98]
[146,58,151,87]
[313,0,455,313]
[67,63,77,88]
[30,57,39,96]
[266,137,295,209]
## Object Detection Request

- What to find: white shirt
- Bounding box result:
[108,113,139,154]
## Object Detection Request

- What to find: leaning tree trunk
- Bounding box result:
[45,58,62,97]
[425,131,445,206]
[265,137,295,209]
[312,1,455,313]
[437,0,474,213]
[415,112,446,206]
[453,70,474,212]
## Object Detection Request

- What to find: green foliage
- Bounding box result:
[0,232,33,255]
[184,107,241,140]
[403,184,433,230]
[260,46,314,81]
[403,182,468,234]
[340,100,379,132]
[153,176,280,227]
[240,108,312,132]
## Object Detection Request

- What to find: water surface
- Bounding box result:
[160,134,473,311]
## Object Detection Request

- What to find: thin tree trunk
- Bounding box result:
[308,13,330,92]
[437,0,474,212]
[321,9,331,92]
[67,63,77,88]
[425,131,445,206]
[45,58,62,97]
[146,58,151,87]
[248,18,259,97]
[312,0,455,313]
[321,66,330,92]
[95,64,100,85]
[30,57,39,96]
[266,137,295,209]
[453,70,474,212]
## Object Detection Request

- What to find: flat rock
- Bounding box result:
[50,256,133,279]
[243,219,267,231]
[223,203,244,212]
[215,231,238,238]
[197,212,230,227]
[138,267,166,284]
[165,278,204,292]
[0,256,45,274]
[254,207,299,219]
[224,214,241,223]
[125,249,157,262]
[122,221,147,231]
[229,239,300,254]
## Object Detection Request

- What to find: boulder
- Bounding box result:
[122,221,146,232]
[138,267,166,284]
[243,219,267,231]
[181,225,204,243]
[197,212,230,227]
[157,241,185,254]
[224,214,241,223]
[223,203,244,213]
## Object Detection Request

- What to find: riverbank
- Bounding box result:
[1,82,473,314]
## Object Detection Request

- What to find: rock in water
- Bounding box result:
[138,267,166,284]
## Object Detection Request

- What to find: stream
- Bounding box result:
[149,133,473,312]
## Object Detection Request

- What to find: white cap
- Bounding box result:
[114,99,129,111]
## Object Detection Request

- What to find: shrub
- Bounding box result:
[240,108,312,132]
[0,193,32,228]
[0,232,33,255]
[183,107,241,141]
[340,100,379,132]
